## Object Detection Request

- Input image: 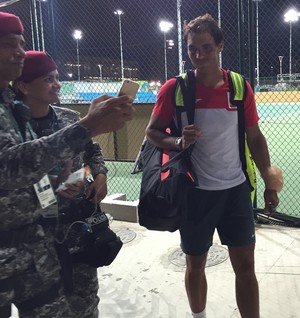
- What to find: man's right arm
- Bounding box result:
[146,113,181,151]
[146,79,201,151]
[0,121,91,189]
[79,94,133,137]
[0,94,134,190]
[146,114,201,151]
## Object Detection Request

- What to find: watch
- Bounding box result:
[175,137,183,150]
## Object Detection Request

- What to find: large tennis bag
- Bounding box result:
[138,140,197,232]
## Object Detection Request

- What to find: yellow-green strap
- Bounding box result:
[230,71,244,101]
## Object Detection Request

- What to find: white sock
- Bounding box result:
[192,308,207,318]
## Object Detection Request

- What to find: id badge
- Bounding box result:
[41,203,59,218]
[33,175,58,217]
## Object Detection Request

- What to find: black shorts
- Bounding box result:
[180,181,255,256]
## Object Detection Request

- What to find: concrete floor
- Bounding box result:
[97,221,300,318]
[11,221,300,317]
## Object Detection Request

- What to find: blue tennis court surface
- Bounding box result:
[77,91,158,103]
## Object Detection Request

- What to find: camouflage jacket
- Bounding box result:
[30,105,107,214]
[0,89,92,231]
[30,105,107,181]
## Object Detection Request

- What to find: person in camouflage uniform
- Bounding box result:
[0,12,133,318]
[15,50,109,318]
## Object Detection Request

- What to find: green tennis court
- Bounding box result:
[256,102,300,217]
[106,161,142,201]
[106,102,300,218]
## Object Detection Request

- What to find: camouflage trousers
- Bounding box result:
[66,262,99,318]
[45,225,100,318]
[0,224,72,317]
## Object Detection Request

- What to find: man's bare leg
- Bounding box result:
[185,253,208,314]
[228,244,259,318]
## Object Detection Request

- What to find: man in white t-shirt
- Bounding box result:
[146,13,280,318]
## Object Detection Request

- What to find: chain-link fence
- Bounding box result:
[2,0,300,218]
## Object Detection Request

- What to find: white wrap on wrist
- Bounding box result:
[261,165,283,192]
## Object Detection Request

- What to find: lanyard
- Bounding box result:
[0,101,36,143]
[26,122,36,140]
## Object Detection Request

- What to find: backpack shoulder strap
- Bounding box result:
[227,70,247,173]
[185,70,196,124]
[172,70,196,134]
[228,70,247,103]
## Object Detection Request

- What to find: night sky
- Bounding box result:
[2,0,300,80]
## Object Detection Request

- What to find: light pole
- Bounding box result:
[126,67,133,79]
[284,9,300,77]
[159,20,174,82]
[73,29,82,81]
[177,0,183,74]
[114,9,124,80]
[38,0,46,51]
[98,64,103,82]
[278,56,284,81]
[31,0,40,50]
[217,0,222,67]
[253,0,262,86]
[270,65,274,84]
[180,60,186,74]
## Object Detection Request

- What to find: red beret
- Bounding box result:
[17,51,57,83]
[0,12,24,37]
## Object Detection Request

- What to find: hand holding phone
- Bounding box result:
[118,79,140,100]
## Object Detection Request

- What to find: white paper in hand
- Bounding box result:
[57,167,85,191]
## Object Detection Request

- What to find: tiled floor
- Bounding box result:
[11,221,300,317]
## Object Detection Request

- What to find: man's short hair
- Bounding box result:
[183,13,224,45]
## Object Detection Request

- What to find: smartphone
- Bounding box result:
[118,79,140,100]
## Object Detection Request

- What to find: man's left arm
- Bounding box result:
[246,125,280,215]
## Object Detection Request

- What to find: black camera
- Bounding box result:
[58,198,123,268]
